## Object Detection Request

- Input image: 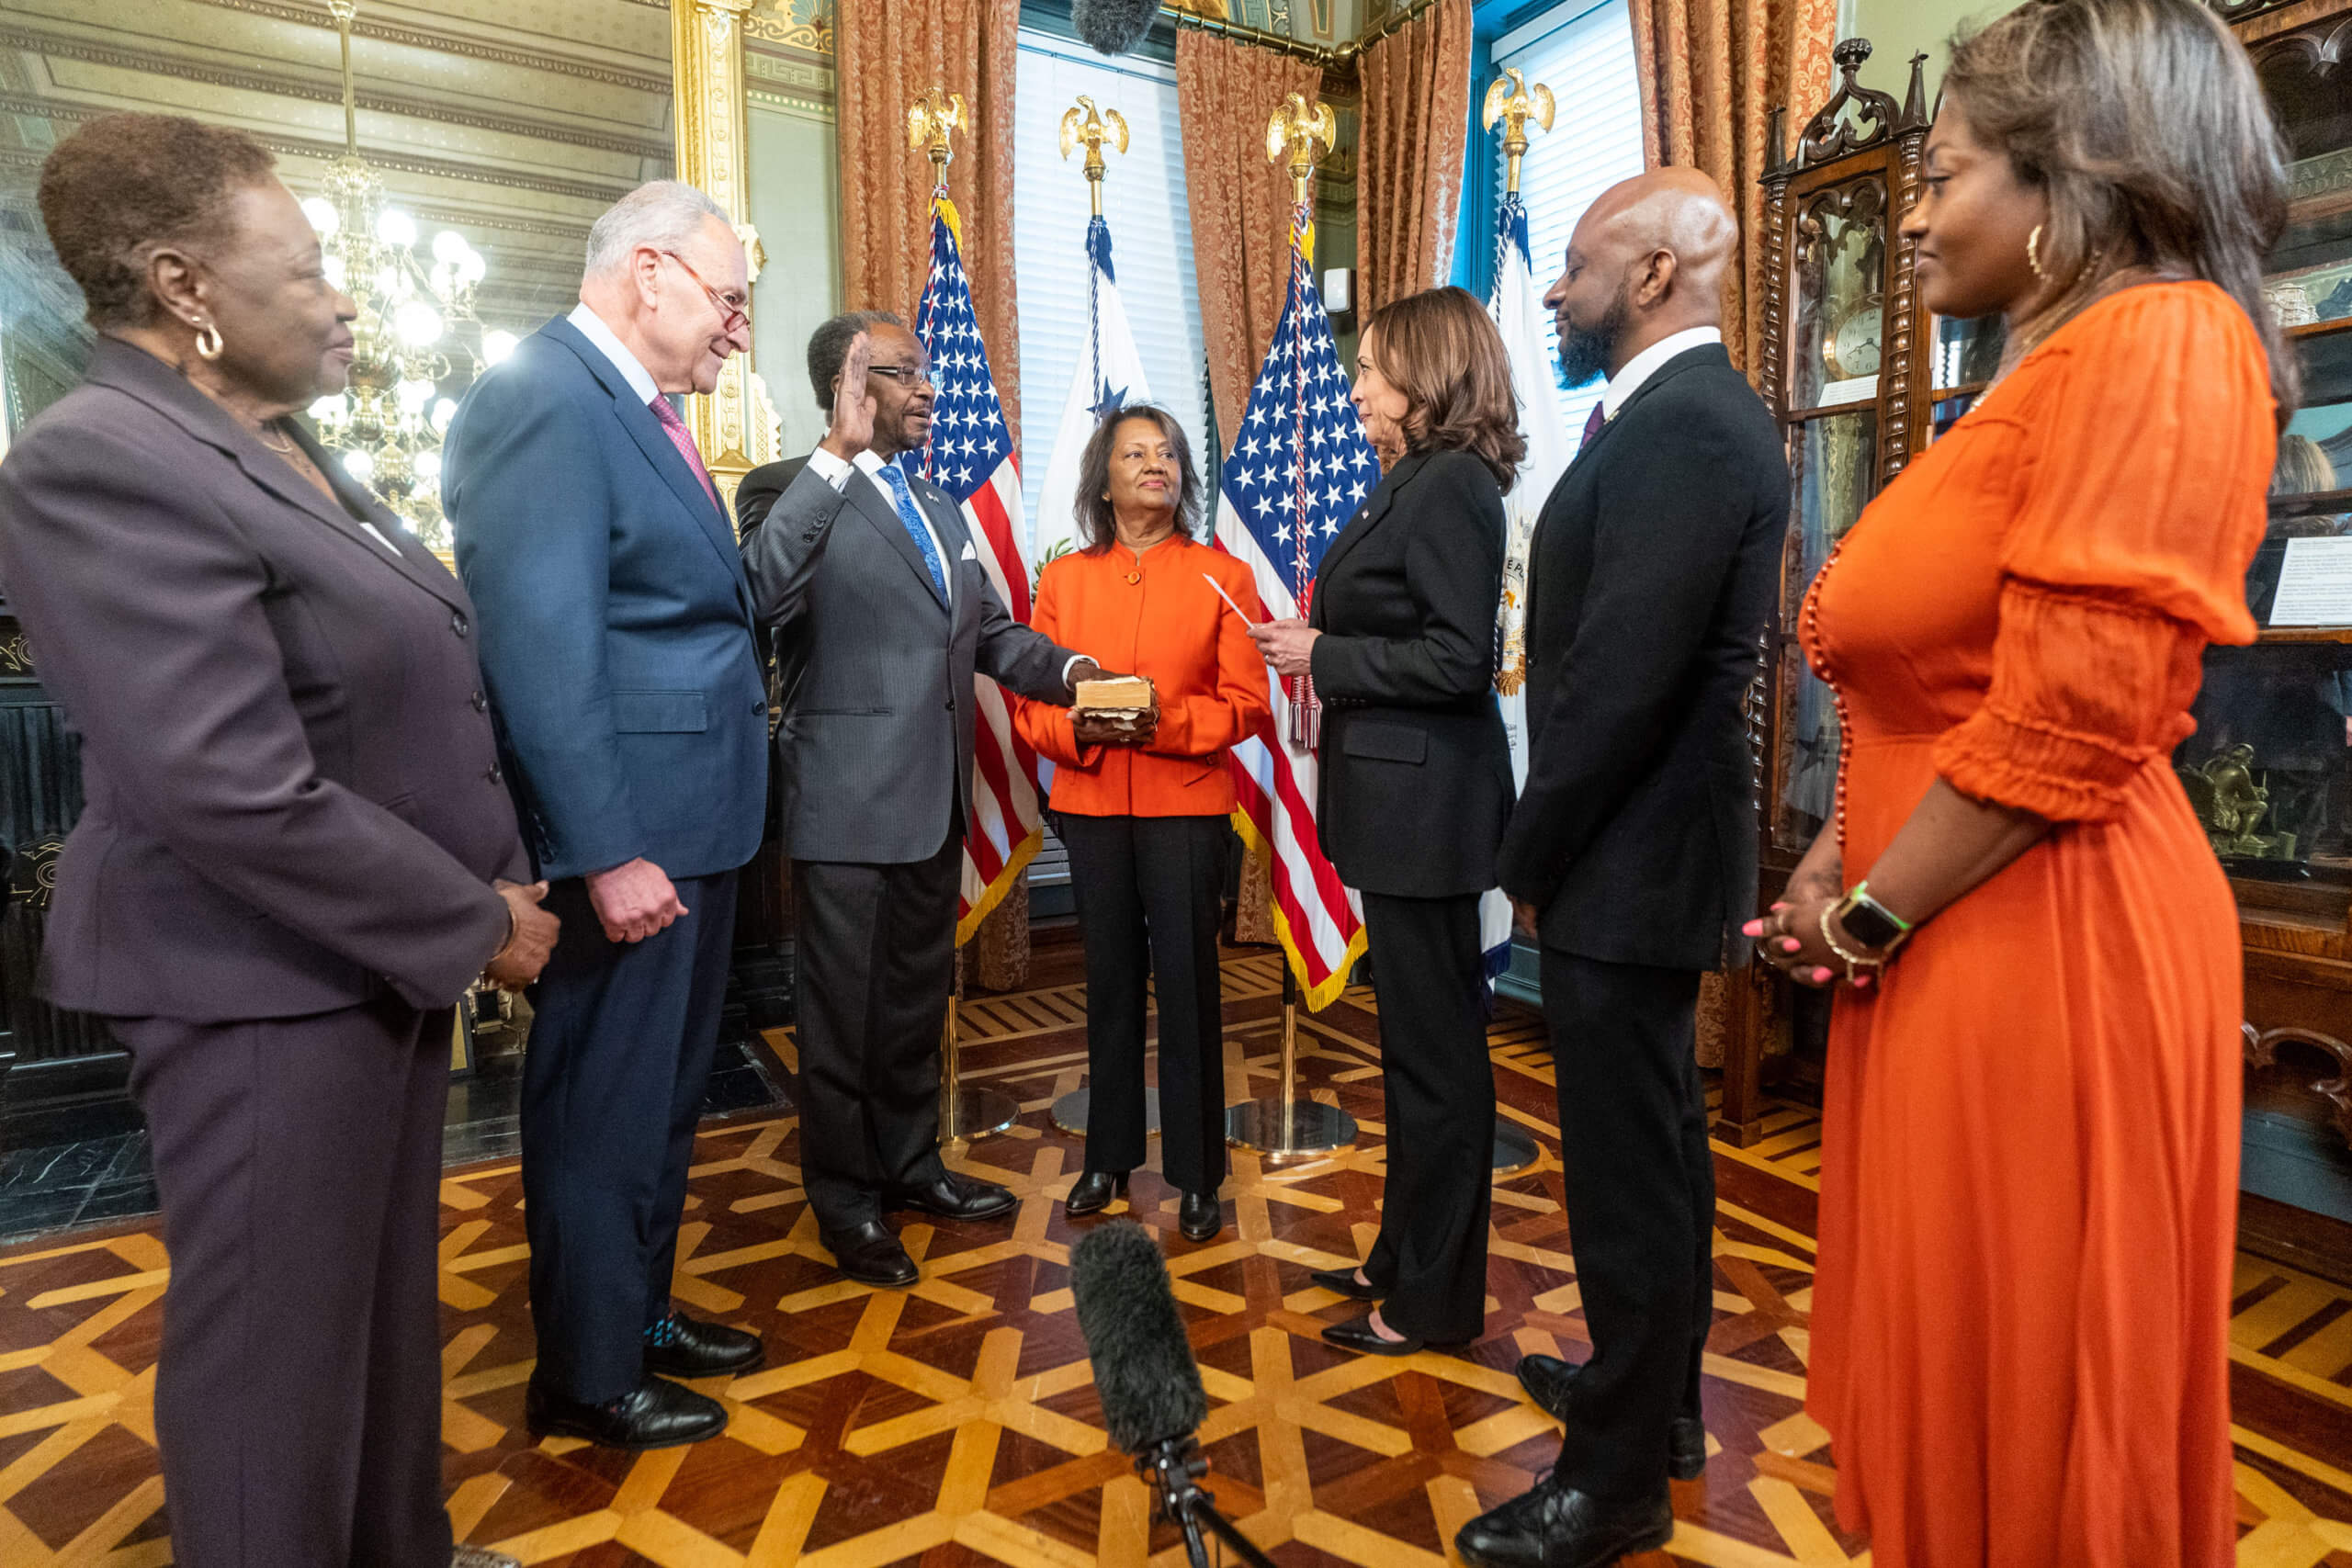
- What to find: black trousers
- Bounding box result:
[1059,811,1228,1194]
[112,997,455,1568]
[1541,947,1713,1504]
[1357,890,1494,1343]
[523,868,739,1402]
[793,829,962,1230]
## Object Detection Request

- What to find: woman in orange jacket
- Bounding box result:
[1015,405,1269,1242]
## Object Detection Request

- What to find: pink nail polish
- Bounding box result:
[1781,937,1802,953]
[1813,967,1834,984]
[1741,919,1764,936]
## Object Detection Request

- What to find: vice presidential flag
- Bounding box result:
[902,191,1044,942]
[1215,209,1375,1010]
[1035,215,1151,561]
[1479,189,1576,977]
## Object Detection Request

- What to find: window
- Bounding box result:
[1012,30,1211,551]
[1493,0,1646,435]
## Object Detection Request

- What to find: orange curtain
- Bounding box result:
[1628,0,1834,378]
[1176,30,1319,439]
[836,0,1025,434]
[1359,0,1473,318]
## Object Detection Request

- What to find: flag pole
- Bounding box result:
[1046,91,1157,1143]
[910,82,1019,1145]
[1479,69,1558,1179]
[1226,93,1356,1164]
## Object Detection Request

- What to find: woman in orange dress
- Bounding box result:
[1748,0,2293,1562]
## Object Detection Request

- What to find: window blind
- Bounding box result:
[1494,0,1647,437]
[1012,32,1213,554]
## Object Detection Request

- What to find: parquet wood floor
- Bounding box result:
[6,942,2352,1565]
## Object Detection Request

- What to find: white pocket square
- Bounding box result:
[960,540,978,561]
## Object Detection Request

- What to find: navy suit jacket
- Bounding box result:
[444,314,768,882]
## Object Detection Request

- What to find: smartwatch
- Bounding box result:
[1829,881,1913,953]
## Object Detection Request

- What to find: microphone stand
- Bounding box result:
[1136,1436,1280,1568]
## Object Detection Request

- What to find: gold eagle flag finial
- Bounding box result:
[1265,92,1338,209]
[1058,95,1130,219]
[906,87,968,186]
[1481,68,1556,197]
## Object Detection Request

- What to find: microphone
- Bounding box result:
[1071,0,1159,56]
[1071,1218,1209,1452]
[1069,1221,1276,1568]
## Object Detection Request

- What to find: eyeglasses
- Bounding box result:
[661,250,750,335]
[867,361,933,386]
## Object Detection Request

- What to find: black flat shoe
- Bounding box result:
[1322,1311,1425,1357]
[642,1309,763,1380]
[884,1171,1018,1221]
[1453,1475,1673,1568]
[1517,1352,1707,1480]
[525,1373,727,1450]
[1065,1170,1128,1215]
[1307,1265,1381,1301]
[1178,1190,1222,1242]
[820,1219,920,1287]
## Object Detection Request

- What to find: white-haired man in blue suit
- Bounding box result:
[445,180,768,1451]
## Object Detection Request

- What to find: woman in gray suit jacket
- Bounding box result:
[0,114,556,1568]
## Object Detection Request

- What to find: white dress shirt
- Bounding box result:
[806,446,955,606]
[804,442,1092,683]
[567,301,662,406]
[1600,325,1724,422]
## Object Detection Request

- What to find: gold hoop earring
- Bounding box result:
[193,321,224,361]
[2026,224,2049,284]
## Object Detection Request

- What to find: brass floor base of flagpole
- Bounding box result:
[1049,1088,1160,1138]
[944,1086,1021,1143]
[1225,1099,1356,1161]
[1491,1123,1539,1177]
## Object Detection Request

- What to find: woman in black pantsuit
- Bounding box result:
[1249,286,1523,1354]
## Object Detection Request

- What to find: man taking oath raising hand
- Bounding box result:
[737,314,1106,1289]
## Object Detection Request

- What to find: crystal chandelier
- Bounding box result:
[300,0,515,548]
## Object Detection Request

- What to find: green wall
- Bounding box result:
[1847,0,2021,96]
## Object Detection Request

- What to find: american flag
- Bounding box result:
[1215,209,1374,1010]
[899,193,1043,942]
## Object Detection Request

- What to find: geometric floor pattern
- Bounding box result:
[6,942,2352,1564]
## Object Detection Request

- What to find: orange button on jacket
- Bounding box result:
[1013,536,1271,818]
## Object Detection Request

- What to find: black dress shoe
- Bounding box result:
[1307,1265,1382,1301]
[1453,1475,1674,1568]
[884,1171,1017,1221]
[642,1309,764,1380]
[1517,1353,1708,1481]
[1065,1170,1128,1215]
[1322,1311,1425,1357]
[525,1374,728,1450]
[820,1219,920,1286]
[1178,1190,1222,1242]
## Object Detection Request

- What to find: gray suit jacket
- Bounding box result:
[740,454,1078,863]
[0,338,526,1021]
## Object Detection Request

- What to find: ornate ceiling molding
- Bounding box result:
[182,0,671,95]
[0,23,671,160]
[0,93,643,203]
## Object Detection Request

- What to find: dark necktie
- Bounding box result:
[1580,401,1608,452]
[647,394,718,511]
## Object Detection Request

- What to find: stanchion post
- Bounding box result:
[1225,958,1355,1159]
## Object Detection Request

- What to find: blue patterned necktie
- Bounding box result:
[875,462,948,600]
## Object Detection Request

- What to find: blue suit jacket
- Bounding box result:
[443,314,768,882]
